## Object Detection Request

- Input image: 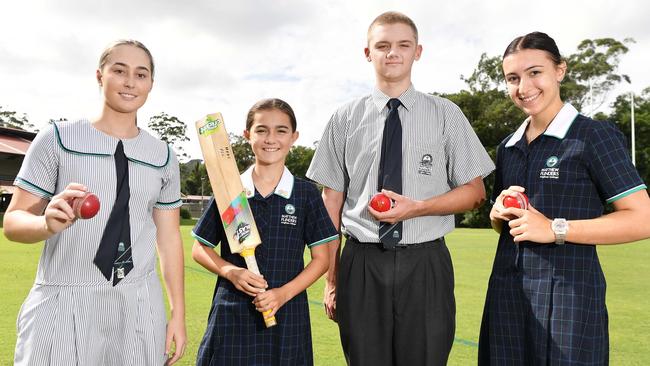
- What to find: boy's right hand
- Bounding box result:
[225,267,268,297]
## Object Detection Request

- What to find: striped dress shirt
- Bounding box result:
[307,84,494,243]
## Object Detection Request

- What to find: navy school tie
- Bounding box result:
[94,140,133,285]
[378,98,403,248]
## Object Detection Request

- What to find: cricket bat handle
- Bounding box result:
[241,248,278,328]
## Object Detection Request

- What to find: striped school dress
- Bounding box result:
[13,120,182,365]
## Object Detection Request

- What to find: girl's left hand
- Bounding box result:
[164,314,187,365]
[505,203,555,244]
[253,288,289,318]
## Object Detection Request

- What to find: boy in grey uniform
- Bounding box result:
[307,11,494,366]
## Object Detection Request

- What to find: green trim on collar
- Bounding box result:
[606,184,648,204]
[53,122,111,157]
[308,234,339,248]
[126,145,171,169]
[15,178,54,198]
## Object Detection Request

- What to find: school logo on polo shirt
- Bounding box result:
[540,155,560,179]
[417,154,433,175]
[281,204,297,226]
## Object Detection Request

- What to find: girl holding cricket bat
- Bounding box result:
[480,32,650,365]
[192,98,338,365]
[3,40,186,365]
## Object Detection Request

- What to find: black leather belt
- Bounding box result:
[345,235,444,250]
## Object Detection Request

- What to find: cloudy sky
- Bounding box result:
[2,0,649,160]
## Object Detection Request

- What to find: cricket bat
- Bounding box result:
[196,112,277,328]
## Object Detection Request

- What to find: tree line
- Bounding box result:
[2,37,647,227]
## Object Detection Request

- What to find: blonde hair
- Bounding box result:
[98,39,155,78]
[367,11,418,44]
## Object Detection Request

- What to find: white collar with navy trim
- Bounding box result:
[505,103,579,147]
[241,165,294,199]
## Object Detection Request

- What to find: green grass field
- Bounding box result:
[1,226,648,365]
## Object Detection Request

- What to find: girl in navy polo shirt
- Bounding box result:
[192,98,338,366]
[480,32,650,365]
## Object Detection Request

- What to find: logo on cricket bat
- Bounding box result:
[234,222,252,243]
[198,116,222,136]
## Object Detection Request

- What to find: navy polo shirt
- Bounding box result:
[192,166,338,286]
[480,103,647,364]
[192,166,338,366]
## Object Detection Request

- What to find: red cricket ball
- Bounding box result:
[503,192,529,210]
[73,192,101,219]
[370,193,392,212]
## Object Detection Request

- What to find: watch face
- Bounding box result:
[553,219,568,232]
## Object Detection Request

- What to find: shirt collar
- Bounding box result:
[505,103,579,147]
[241,165,295,199]
[54,119,170,167]
[371,83,417,112]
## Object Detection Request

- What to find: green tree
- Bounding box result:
[460,53,504,93]
[286,145,315,179]
[230,133,255,172]
[603,87,650,187]
[181,160,212,196]
[0,106,35,131]
[564,38,634,114]
[148,112,190,160]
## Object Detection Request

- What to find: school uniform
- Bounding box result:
[307,85,495,366]
[478,104,647,365]
[13,120,182,365]
[192,166,338,366]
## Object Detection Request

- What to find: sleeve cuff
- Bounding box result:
[191,230,217,248]
[307,234,339,248]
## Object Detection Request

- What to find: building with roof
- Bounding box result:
[1,126,36,213]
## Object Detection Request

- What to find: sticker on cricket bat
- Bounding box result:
[196,112,277,328]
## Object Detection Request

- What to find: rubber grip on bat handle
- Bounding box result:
[241,248,278,328]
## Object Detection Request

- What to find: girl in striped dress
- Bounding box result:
[3,40,186,365]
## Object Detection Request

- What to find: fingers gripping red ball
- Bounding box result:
[503,192,529,210]
[370,193,392,212]
[72,192,101,219]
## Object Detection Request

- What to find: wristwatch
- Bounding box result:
[552,218,568,245]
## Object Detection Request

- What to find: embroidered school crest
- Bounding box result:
[540,155,560,179]
[281,204,298,226]
[417,154,433,175]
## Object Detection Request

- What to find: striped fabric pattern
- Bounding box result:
[13,120,181,365]
[307,84,495,244]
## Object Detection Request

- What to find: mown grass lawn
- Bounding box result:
[1,226,648,365]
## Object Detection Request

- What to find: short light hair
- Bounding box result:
[367,11,419,44]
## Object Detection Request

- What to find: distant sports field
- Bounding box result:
[1,226,648,365]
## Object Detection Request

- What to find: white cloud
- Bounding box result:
[2,0,649,159]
